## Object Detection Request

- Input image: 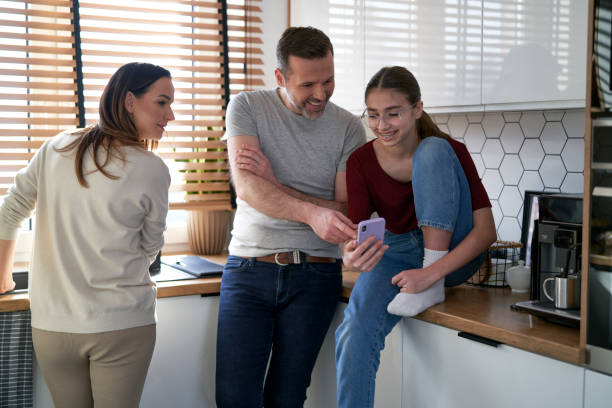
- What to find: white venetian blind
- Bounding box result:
[0,0,77,196]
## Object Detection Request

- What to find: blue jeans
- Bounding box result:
[216,255,342,408]
[335,137,486,407]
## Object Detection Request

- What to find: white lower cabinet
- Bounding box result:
[32,298,595,408]
[305,302,403,408]
[401,318,585,408]
[584,369,612,408]
[33,295,219,408]
[140,295,219,408]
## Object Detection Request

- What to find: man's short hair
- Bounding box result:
[276,26,334,75]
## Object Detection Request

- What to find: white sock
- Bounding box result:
[387,248,448,317]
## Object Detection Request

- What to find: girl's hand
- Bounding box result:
[391,267,438,293]
[235,144,279,186]
[342,236,388,272]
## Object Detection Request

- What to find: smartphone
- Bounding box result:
[357,217,385,247]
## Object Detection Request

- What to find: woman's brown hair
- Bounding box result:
[57,62,171,187]
[365,66,449,141]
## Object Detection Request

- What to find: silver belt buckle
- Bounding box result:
[274,250,301,266]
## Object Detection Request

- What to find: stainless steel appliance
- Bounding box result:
[586,117,612,375]
[587,262,612,374]
[514,194,583,326]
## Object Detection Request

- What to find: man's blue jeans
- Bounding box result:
[335,137,487,407]
[216,255,342,408]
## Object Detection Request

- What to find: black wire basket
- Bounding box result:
[467,240,523,287]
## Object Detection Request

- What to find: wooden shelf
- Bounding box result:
[592,162,612,171]
[592,186,612,197]
[590,253,612,267]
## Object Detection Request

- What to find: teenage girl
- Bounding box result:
[335,66,496,407]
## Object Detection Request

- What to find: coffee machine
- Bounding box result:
[515,193,583,326]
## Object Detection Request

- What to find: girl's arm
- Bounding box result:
[392,207,496,293]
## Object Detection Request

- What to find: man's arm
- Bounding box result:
[229,135,355,244]
[234,143,347,213]
[276,173,347,214]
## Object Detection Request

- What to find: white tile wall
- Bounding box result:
[433,109,585,242]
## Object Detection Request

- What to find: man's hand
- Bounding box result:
[391,267,439,293]
[307,207,357,244]
[342,237,388,272]
[235,144,279,186]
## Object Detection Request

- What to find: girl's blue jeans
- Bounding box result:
[335,137,487,407]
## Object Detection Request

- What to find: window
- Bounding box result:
[1,0,264,258]
[0,0,263,214]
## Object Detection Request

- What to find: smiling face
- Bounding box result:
[365,88,423,148]
[275,51,335,120]
[125,76,175,140]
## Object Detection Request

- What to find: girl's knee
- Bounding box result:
[414,137,451,167]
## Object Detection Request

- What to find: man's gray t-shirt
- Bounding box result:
[224,88,366,258]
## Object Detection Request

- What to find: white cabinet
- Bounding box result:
[481,0,588,109]
[363,1,483,111]
[140,295,219,408]
[305,302,403,408]
[290,0,482,113]
[289,0,365,113]
[401,318,585,408]
[33,295,219,408]
[290,0,588,112]
[584,369,612,408]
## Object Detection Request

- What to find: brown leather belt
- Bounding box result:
[253,250,337,266]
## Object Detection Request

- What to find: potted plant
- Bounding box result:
[179,130,234,255]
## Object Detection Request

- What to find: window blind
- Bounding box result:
[0,0,264,211]
[0,0,77,196]
[77,0,264,210]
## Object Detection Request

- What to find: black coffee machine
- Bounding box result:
[531,194,583,302]
[515,193,583,326]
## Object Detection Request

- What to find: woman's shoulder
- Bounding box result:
[122,148,170,189]
[125,146,167,170]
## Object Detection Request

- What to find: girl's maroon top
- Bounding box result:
[347,137,491,234]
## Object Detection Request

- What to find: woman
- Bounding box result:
[335,66,496,407]
[0,62,174,408]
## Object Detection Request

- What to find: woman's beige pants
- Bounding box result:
[32,324,156,408]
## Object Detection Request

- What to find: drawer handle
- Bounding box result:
[458,331,502,348]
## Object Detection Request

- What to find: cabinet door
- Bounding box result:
[584,369,612,408]
[289,0,366,113]
[481,0,588,108]
[401,318,584,408]
[305,302,403,408]
[364,0,483,110]
[140,296,219,408]
[290,0,483,112]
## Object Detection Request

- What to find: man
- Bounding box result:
[215,26,366,407]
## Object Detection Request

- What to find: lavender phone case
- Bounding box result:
[357,217,386,246]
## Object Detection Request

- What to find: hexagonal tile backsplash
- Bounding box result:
[433,109,585,243]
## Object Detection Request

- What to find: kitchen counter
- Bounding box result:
[343,270,582,364]
[0,255,582,365]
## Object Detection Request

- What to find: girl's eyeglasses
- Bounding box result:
[361,102,418,128]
